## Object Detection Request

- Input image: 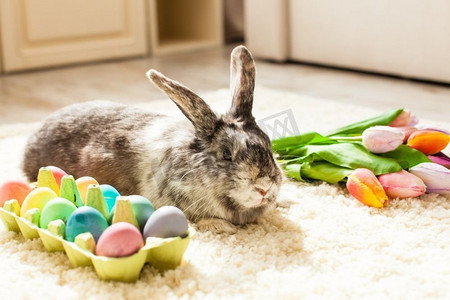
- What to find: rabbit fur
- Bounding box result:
[22,46,283,234]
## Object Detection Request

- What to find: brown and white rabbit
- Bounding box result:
[22,46,283,234]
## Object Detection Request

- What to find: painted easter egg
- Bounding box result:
[99,184,120,212]
[96,222,144,257]
[75,176,99,204]
[40,197,77,229]
[65,206,109,242]
[46,166,67,186]
[143,206,188,239]
[0,179,32,207]
[109,195,155,231]
[128,195,155,231]
[20,187,58,217]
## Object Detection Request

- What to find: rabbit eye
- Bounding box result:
[223,149,232,161]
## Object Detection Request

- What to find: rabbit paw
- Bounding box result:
[196,218,238,234]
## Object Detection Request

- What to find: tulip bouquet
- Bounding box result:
[272,109,450,207]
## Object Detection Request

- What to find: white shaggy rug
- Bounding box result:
[1,87,450,300]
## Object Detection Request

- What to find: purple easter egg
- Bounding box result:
[143,206,188,239]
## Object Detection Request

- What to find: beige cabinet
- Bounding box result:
[0,0,224,72]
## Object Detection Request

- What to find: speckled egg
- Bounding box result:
[20,187,58,217]
[40,197,77,229]
[0,179,32,207]
[99,184,120,212]
[143,206,188,239]
[65,206,109,242]
[96,222,144,257]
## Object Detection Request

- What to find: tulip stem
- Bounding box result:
[330,136,363,141]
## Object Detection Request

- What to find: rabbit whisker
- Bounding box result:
[180,168,198,181]
[184,193,210,214]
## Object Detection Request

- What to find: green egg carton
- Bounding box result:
[0,207,195,282]
[145,228,194,271]
[0,208,20,232]
[62,240,94,267]
[16,217,40,239]
[37,227,66,252]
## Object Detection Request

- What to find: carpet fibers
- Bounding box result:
[0,88,449,299]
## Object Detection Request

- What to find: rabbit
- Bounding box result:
[22,45,283,234]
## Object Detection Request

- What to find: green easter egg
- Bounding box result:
[128,195,155,231]
[109,195,155,231]
[40,197,77,229]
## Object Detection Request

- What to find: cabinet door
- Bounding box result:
[0,0,147,72]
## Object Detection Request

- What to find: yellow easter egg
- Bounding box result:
[75,176,99,205]
[20,187,58,217]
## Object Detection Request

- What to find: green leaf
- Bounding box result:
[279,152,323,165]
[284,164,304,181]
[325,108,403,137]
[272,131,335,155]
[287,143,403,175]
[380,145,431,169]
[300,162,353,183]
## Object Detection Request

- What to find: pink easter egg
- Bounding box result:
[96,222,144,258]
[46,166,67,186]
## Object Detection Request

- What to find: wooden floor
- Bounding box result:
[1,45,449,124]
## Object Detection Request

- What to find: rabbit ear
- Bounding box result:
[147,70,217,138]
[229,46,256,121]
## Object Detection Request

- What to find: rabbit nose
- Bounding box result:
[257,188,267,196]
[255,177,273,197]
[255,181,272,196]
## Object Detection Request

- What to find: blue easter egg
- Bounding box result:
[65,206,109,242]
[143,206,188,239]
[109,195,155,231]
[99,184,120,212]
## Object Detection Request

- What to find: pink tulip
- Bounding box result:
[362,126,404,153]
[390,110,412,127]
[428,152,450,168]
[378,170,426,198]
[396,126,418,143]
[407,115,419,127]
[409,163,450,194]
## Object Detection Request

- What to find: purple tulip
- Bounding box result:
[362,126,404,154]
[415,125,450,135]
[409,163,450,194]
[428,152,450,168]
